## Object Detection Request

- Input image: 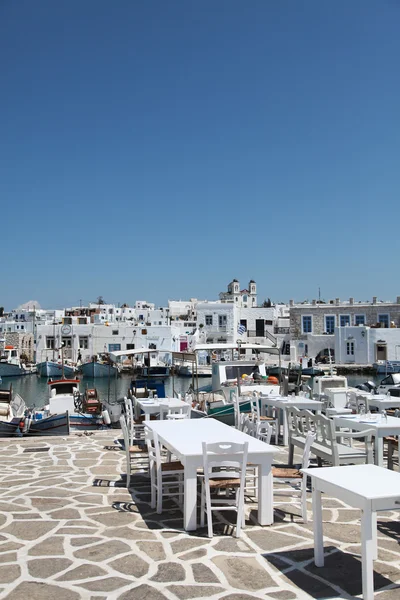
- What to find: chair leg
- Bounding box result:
[150,467,156,509]
[301,479,308,523]
[200,482,205,528]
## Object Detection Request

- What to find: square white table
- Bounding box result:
[360,394,400,412]
[302,464,400,600]
[135,398,188,420]
[260,395,323,445]
[334,414,400,467]
[145,418,278,531]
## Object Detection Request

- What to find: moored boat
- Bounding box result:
[36,360,76,378]
[80,357,118,378]
[0,386,27,437]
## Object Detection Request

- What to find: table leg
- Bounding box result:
[375,437,383,467]
[372,511,378,561]
[258,462,274,525]
[183,459,198,531]
[361,508,375,600]
[282,409,288,446]
[312,486,324,567]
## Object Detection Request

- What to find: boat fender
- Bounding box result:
[19,419,25,430]
[102,409,111,425]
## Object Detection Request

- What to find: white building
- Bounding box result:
[335,326,400,365]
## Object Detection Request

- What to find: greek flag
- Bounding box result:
[237,324,246,335]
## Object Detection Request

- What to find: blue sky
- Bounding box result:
[1,1,399,310]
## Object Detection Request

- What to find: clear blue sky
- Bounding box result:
[1,1,399,310]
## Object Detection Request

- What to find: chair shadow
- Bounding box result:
[264,546,398,598]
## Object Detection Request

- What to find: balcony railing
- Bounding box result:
[274,327,290,334]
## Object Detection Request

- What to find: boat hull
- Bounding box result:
[28,413,70,436]
[81,362,118,378]
[0,363,25,377]
[37,362,76,378]
[0,418,22,437]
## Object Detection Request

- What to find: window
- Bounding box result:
[46,336,55,349]
[340,315,350,327]
[63,317,72,325]
[79,336,89,349]
[355,315,365,326]
[108,343,121,352]
[219,315,227,327]
[346,341,354,355]
[20,325,24,330]
[243,294,248,302]
[302,316,312,333]
[112,330,119,335]
[126,344,135,350]
[325,315,335,334]
[378,314,389,328]
[265,320,273,326]
[205,315,213,326]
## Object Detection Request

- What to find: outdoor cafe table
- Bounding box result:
[260,395,323,445]
[145,418,278,531]
[136,398,188,420]
[357,393,400,412]
[334,414,400,467]
[302,464,400,600]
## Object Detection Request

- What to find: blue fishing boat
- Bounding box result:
[80,358,118,378]
[36,361,76,378]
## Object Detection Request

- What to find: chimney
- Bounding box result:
[312,299,316,306]
[397,296,400,304]
[335,298,340,306]
[289,299,294,307]
[349,297,354,305]
[372,296,377,304]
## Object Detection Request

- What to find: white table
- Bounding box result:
[334,414,400,467]
[302,464,400,600]
[359,393,400,412]
[260,395,323,445]
[145,418,277,531]
[136,398,188,420]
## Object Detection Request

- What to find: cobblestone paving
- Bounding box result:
[0,432,399,600]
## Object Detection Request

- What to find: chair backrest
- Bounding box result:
[249,393,260,421]
[145,428,162,472]
[302,431,316,468]
[231,392,240,429]
[202,441,248,488]
[256,421,273,444]
[241,415,256,437]
[165,404,191,419]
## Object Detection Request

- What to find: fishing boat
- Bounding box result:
[27,378,110,433]
[80,355,118,378]
[0,346,36,377]
[36,360,76,378]
[0,386,27,437]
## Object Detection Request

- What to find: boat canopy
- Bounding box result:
[109,348,162,359]
[193,343,280,355]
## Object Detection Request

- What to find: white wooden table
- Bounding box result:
[260,395,323,445]
[334,414,400,467]
[145,418,278,531]
[358,393,400,412]
[302,464,400,600]
[136,398,188,420]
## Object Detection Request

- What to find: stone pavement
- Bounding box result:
[0,431,399,600]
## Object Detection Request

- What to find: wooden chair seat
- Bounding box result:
[385,436,399,448]
[208,477,241,489]
[161,461,184,472]
[272,466,302,479]
[129,445,147,453]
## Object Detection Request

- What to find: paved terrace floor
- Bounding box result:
[0,431,399,600]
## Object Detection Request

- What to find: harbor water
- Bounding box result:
[0,372,382,409]
[0,373,211,409]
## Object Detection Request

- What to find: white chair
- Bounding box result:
[272,430,316,522]
[249,393,279,444]
[256,421,273,445]
[199,441,248,538]
[164,404,191,420]
[124,397,145,444]
[145,428,184,514]
[119,415,148,489]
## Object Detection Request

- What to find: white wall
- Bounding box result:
[335,326,400,364]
